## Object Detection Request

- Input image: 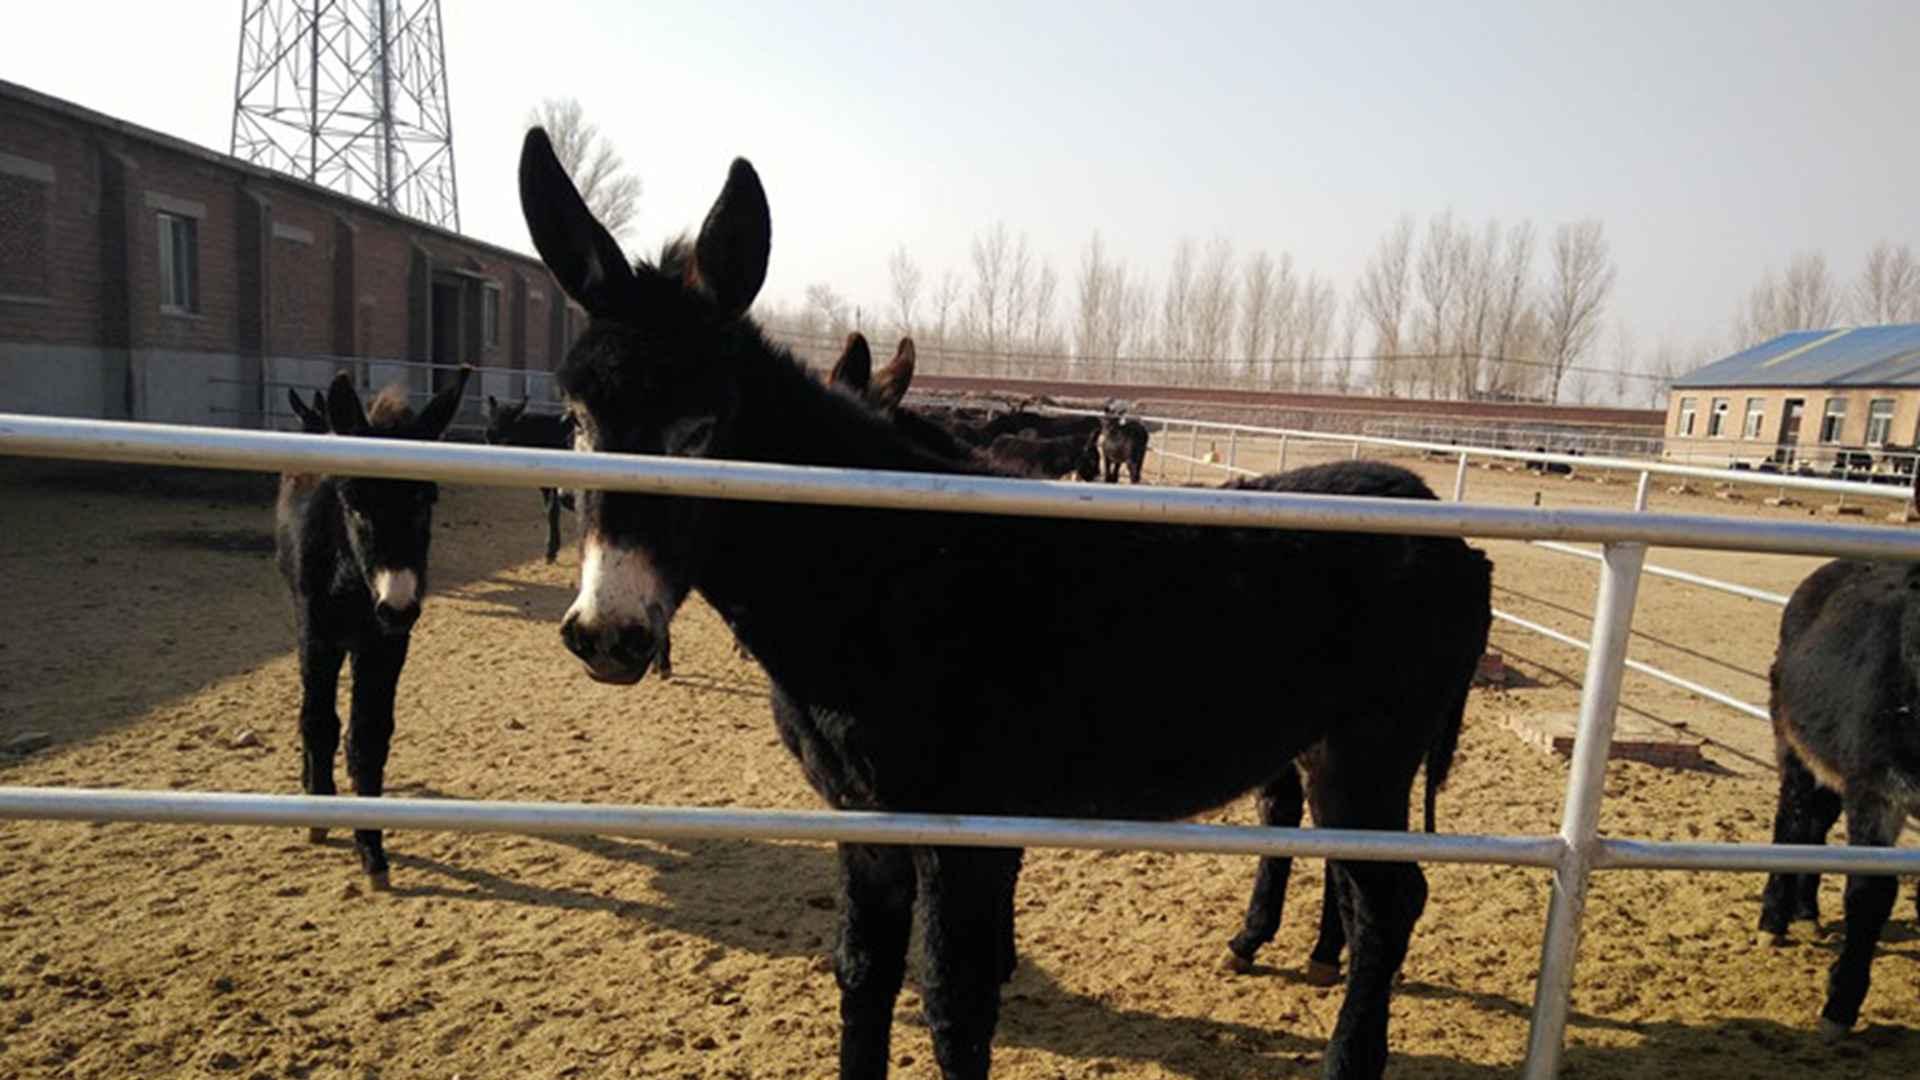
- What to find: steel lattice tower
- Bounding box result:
[231,1,460,230]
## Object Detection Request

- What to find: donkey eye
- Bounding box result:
[663,415,717,457]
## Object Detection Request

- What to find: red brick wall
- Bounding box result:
[1,84,561,373]
[0,105,107,345]
[128,152,238,353]
[266,191,334,357]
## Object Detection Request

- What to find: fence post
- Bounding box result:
[1187,423,1199,483]
[1278,434,1289,472]
[1522,541,1647,1080]
[1350,439,1361,460]
[1227,427,1239,473]
[1453,451,1470,502]
[1633,471,1650,513]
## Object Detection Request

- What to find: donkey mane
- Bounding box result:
[364,385,416,430]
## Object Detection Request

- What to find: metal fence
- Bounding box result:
[1123,410,1875,727]
[4,411,1920,1080]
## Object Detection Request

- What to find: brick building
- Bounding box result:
[0,78,577,432]
[1663,324,1920,473]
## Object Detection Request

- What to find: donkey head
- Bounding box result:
[482,394,529,446]
[288,388,329,434]
[323,368,472,635]
[518,126,770,684]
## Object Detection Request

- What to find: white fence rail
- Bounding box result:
[6,410,1920,1080]
[1104,409,1854,727]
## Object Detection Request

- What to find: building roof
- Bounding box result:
[1674,324,1920,389]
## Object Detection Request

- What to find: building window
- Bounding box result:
[1820,398,1848,443]
[157,212,198,313]
[1707,397,1731,437]
[482,282,501,348]
[1743,398,1765,439]
[1866,398,1897,446]
[1676,397,1697,436]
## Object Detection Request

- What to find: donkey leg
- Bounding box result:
[1761,749,1832,938]
[1797,782,1844,925]
[1227,765,1306,973]
[542,488,562,563]
[1306,867,1349,987]
[1820,795,1903,1039]
[835,842,915,1080]
[1314,740,1426,1080]
[653,621,673,681]
[992,847,1025,984]
[916,845,1019,1080]
[344,638,409,888]
[295,637,345,844]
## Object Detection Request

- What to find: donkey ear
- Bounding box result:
[325,372,368,436]
[414,366,474,441]
[689,158,770,319]
[287,388,320,432]
[519,127,634,315]
[870,337,916,411]
[829,332,872,393]
[484,394,501,420]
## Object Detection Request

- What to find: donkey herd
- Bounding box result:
[252,127,1920,1078]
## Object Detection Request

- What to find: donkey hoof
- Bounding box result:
[1303,959,1343,987]
[1222,950,1255,975]
[366,869,392,892]
[1761,931,1792,948]
[1818,1017,1851,1044]
[307,827,329,845]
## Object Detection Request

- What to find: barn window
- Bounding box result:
[1819,398,1847,443]
[1676,397,1697,435]
[1866,398,1896,446]
[1706,397,1731,437]
[482,282,501,348]
[157,212,199,314]
[1742,398,1765,439]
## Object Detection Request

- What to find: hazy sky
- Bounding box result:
[5,1,1916,363]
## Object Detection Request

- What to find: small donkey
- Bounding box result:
[275,368,471,887]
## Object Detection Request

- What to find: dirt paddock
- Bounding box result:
[2,451,1919,1079]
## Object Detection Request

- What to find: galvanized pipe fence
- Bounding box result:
[1084,408,1864,726]
[8,411,1920,1079]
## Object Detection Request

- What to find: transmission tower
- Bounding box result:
[231,1,460,231]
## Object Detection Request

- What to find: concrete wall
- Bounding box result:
[0,343,129,419]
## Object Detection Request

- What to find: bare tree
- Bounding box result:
[1414,211,1469,397]
[804,282,852,339]
[1238,251,1276,373]
[1734,250,1841,347]
[1484,221,1536,398]
[1333,299,1362,393]
[931,270,963,355]
[1160,238,1197,367]
[965,223,1012,359]
[1076,233,1115,366]
[1265,253,1301,387]
[1642,337,1688,409]
[1540,220,1617,402]
[888,244,922,338]
[1028,262,1060,355]
[1190,236,1237,373]
[1356,216,1414,395]
[525,98,642,242]
[1607,318,1636,406]
[1294,275,1338,389]
[1853,241,1920,324]
[1781,251,1840,330]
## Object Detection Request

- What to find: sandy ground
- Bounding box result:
[2,451,1919,1080]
